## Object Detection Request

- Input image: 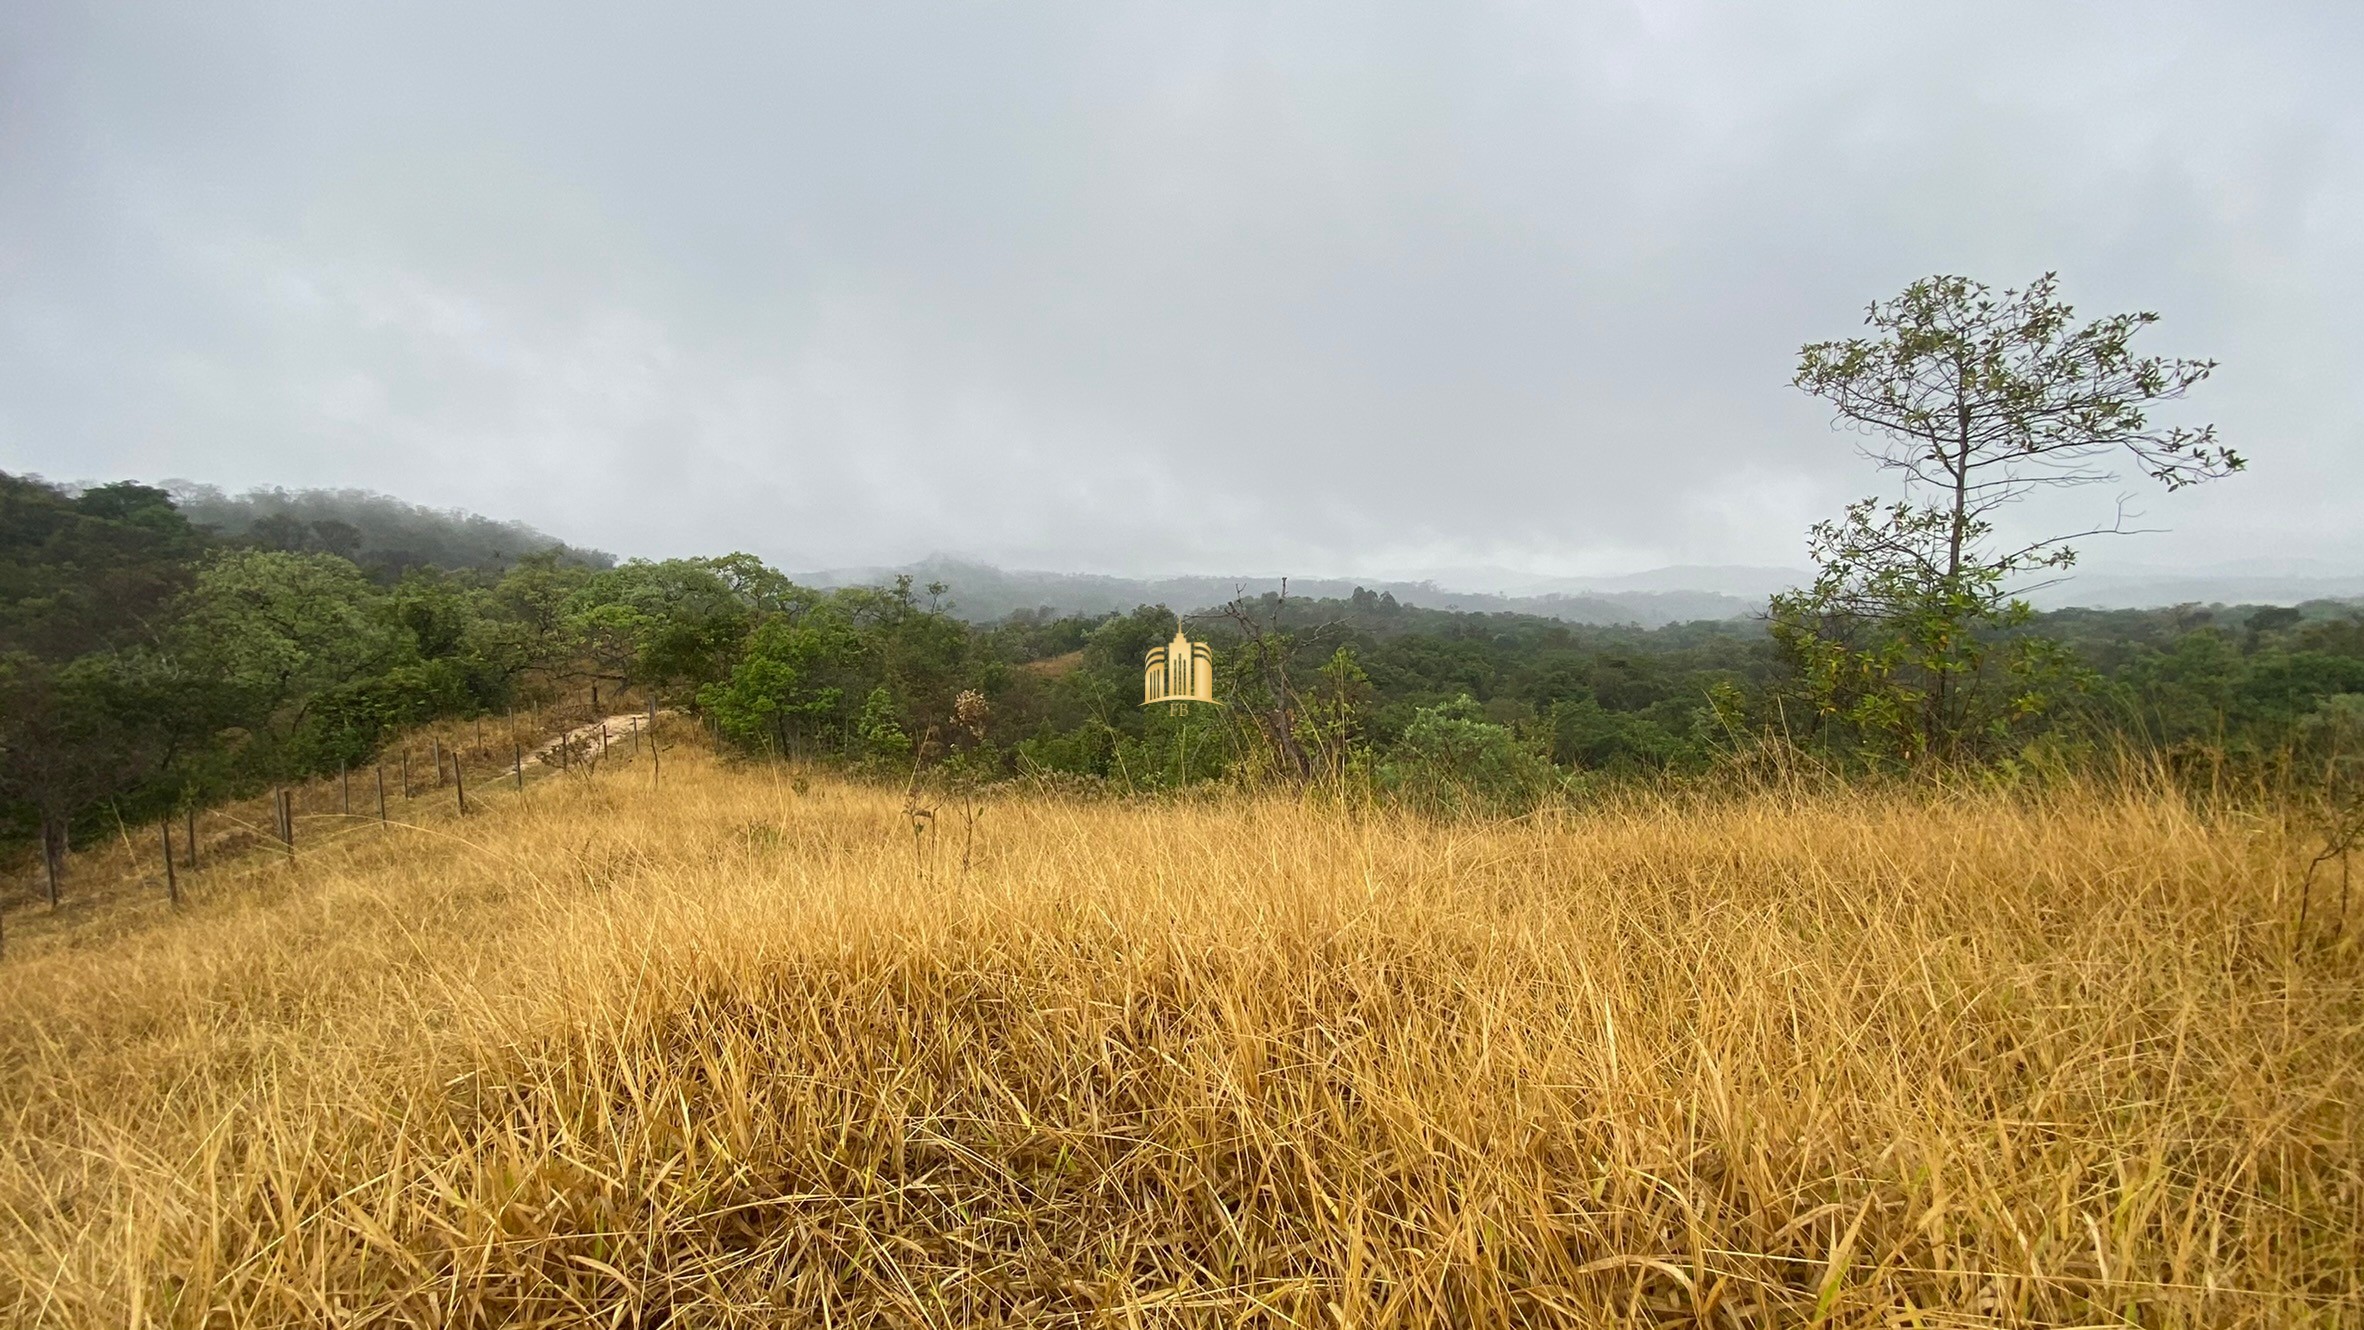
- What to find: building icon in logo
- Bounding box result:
[1143,628,1220,711]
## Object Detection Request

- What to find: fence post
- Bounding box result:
[340,763,350,815]
[376,764,388,823]
[515,740,524,792]
[40,812,62,907]
[161,820,178,907]
[455,756,468,815]
[432,736,444,788]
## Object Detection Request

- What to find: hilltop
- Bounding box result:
[168,482,614,578]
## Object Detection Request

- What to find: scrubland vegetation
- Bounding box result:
[7,275,2361,1325]
[2,734,2357,1326]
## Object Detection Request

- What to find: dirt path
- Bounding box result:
[531,710,673,764]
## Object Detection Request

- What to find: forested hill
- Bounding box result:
[170,483,611,578]
[7,468,2364,873]
[801,556,1763,626]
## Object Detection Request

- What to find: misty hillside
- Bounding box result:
[801,557,1767,627]
[141,482,2364,622]
[801,556,2364,625]
[171,484,613,578]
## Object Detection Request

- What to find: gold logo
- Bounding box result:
[1143,628,1220,710]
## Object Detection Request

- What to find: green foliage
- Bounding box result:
[1294,647,1372,787]
[1778,274,2236,762]
[1547,696,1691,772]
[698,610,862,756]
[1793,274,2237,497]
[174,549,399,739]
[172,483,612,578]
[566,558,757,692]
[1377,695,1558,816]
[1768,502,2093,763]
[1012,723,1116,780]
[1107,705,1224,791]
[1,474,208,660]
[855,686,912,765]
[8,461,2364,861]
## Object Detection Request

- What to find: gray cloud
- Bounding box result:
[3,1,2358,580]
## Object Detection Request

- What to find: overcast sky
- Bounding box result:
[3,2,2358,580]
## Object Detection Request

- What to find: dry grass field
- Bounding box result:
[1,737,2358,1326]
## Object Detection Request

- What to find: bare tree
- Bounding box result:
[1212,580,1356,786]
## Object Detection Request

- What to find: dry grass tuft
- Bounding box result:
[1,745,2357,1326]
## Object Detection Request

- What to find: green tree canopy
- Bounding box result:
[1774,273,2241,761]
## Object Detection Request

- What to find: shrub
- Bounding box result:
[1376,694,1557,815]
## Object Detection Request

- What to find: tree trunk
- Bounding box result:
[1930,392,1977,760]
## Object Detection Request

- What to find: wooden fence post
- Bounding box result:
[40,812,62,908]
[160,820,178,907]
[515,740,524,792]
[432,736,444,788]
[455,757,468,815]
[340,763,350,815]
[376,764,388,823]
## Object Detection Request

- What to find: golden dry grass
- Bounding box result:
[1,741,2358,1326]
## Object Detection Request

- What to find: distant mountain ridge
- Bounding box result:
[802,556,2364,625]
[800,558,1770,626]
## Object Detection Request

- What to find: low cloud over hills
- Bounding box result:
[800,558,1786,627]
[803,557,2364,626]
